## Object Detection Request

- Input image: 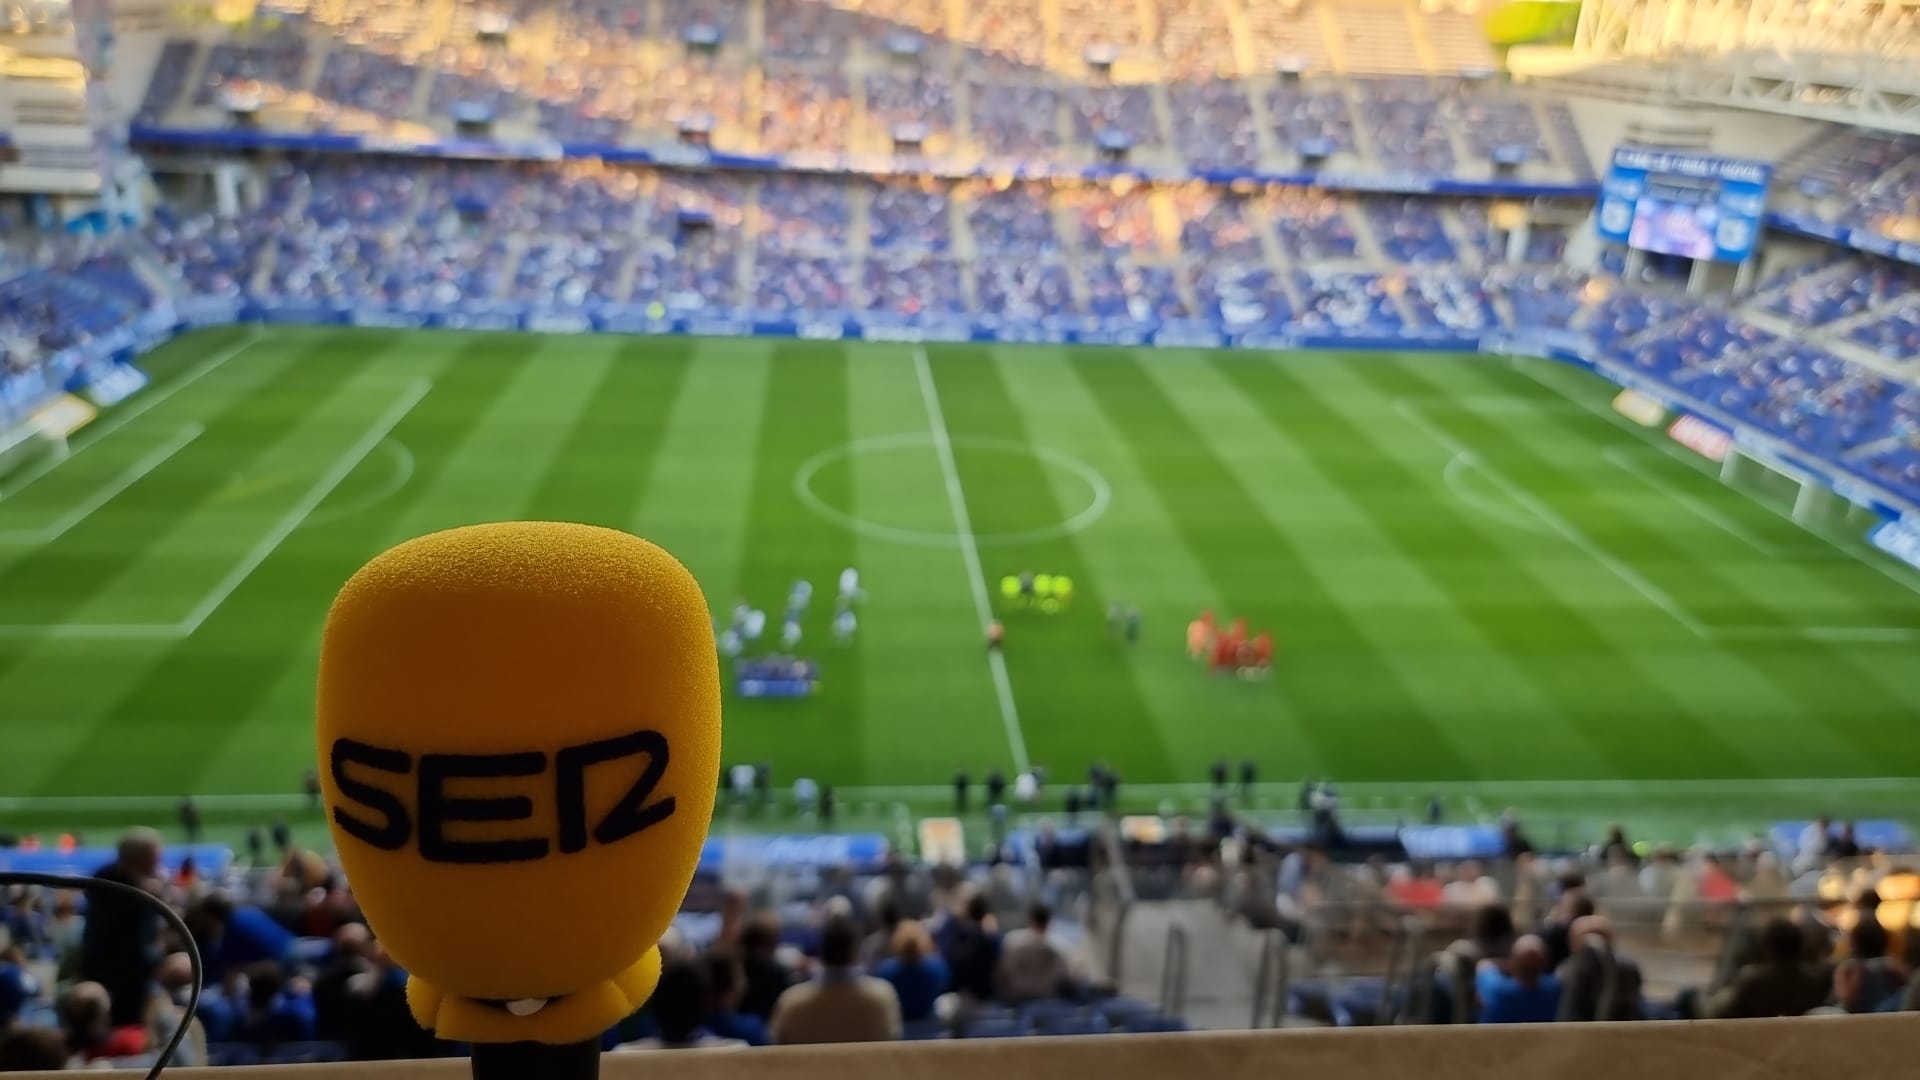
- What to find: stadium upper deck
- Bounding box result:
[129,0,1592,182]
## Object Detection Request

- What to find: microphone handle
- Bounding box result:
[470,1039,601,1080]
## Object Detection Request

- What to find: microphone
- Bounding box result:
[316,522,722,1077]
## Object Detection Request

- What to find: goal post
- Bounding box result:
[0,417,68,488]
[0,392,93,491]
[1717,442,1879,531]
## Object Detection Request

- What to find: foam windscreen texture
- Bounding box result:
[317,522,721,1044]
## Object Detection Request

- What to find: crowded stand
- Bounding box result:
[968,79,1064,158]
[10,5,1920,1070]
[1363,198,1457,264]
[1168,82,1261,170]
[0,798,1913,1066]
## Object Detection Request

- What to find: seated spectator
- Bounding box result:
[312,923,372,1041]
[768,916,900,1045]
[0,1025,68,1071]
[1540,888,1595,970]
[58,981,148,1062]
[1557,916,1643,1021]
[936,892,1001,1002]
[1815,959,1879,1015]
[997,902,1076,1004]
[0,946,37,1029]
[232,963,316,1045]
[701,952,767,1046]
[342,940,443,1061]
[617,959,745,1051]
[1449,903,1515,962]
[190,893,296,982]
[1709,917,1830,1018]
[737,913,793,1020]
[861,901,903,970]
[874,921,950,1023]
[1475,935,1561,1024]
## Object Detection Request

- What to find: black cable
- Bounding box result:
[0,869,202,1080]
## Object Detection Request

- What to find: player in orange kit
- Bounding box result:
[1187,615,1214,660]
[1246,631,1274,678]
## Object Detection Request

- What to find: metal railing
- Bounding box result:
[1160,920,1190,1018]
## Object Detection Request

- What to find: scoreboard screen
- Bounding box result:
[1597,148,1771,263]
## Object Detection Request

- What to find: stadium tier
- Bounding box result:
[11,0,1920,1066]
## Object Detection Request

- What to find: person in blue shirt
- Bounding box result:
[702,952,768,1046]
[874,922,950,1023]
[190,894,296,983]
[1475,935,1562,1024]
[232,964,316,1045]
[0,951,40,1028]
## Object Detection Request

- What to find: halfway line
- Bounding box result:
[913,346,1031,775]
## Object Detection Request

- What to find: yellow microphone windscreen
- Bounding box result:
[316,522,721,1045]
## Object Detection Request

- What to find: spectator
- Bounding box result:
[0,945,36,1030]
[1796,816,1833,875]
[736,913,794,1020]
[0,1025,67,1072]
[1475,935,1561,1024]
[312,923,372,1041]
[861,901,903,971]
[701,952,767,1047]
[768,916,900,1045]
[874,921,950,1023]
[1557,916,1643,1021]
[997,902,1074,1004]
[233,963,316,1044]
[58,981,148,1061]
[1540,890,1595,970]
[190,893,297,982]
[618,959,745,1050]
[80,828,165,1028]
[1817,959,1877,1015]
[1450,904,1515,963]
[1709,917,1830,1018]
[936,892,1001,1002]
[342,939,442,1061]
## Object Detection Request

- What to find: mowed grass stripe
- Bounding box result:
[519,337,694,526]
[196,334,620,794]
[845,347,1012,782]
[1491,359,1920,629]
[1398,359,1908,771]
[929,346,1172,784]
[1091,350,1470,780]
[1454,367,1914,629]
[997,348,1325,783]
[632,340,773,609]
[40,334,541,795]
[1227,356,1630,778]
[0,333,382,643]
[726,341,868,785]
[0,333,503,794]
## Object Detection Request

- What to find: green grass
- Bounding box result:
[5,326,1920,849]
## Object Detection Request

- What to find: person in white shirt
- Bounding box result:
[782,617,802,650]
[1795,816,1833,876]
[769,917,900,1045]
[743,608,767,643]
[996,902,1078,1003]
[789,579,813,612]
[833,608,856,645]
[838,566,862,604]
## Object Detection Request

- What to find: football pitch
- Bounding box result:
[4,324,1920,846]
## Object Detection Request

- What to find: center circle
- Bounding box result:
[793,434,1112,548]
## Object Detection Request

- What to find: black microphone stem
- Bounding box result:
[471,1039,602,1080]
